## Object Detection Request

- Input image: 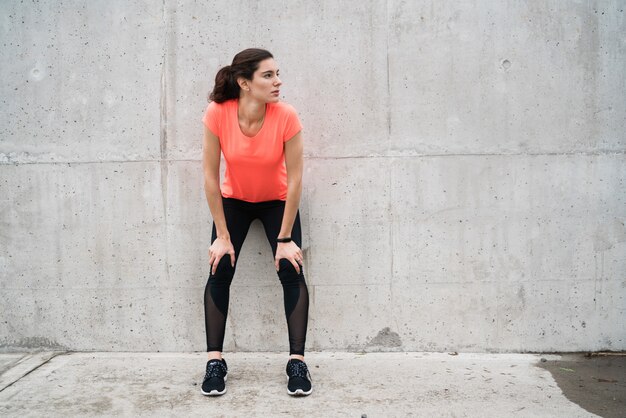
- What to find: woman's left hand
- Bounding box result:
[275,241,304,274]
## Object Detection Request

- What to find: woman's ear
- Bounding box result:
[237,77,249,91]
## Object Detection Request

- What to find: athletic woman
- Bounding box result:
[200,48,312,397]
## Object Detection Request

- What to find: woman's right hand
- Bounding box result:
[209,237,236,275]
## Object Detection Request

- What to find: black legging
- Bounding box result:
[204,197,309,356]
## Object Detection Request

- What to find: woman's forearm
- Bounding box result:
[280,132,304,239]
[279,178,302,239]
[205,178,230,240]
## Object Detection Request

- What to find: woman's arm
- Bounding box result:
[275,131,304,272]
[203,126,235,274]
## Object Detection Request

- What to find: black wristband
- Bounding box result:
[276,237,292,243]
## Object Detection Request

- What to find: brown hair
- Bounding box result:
[209,48,274,103]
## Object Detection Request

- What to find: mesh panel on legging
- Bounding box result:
[277,259,309,355]
[204,255,233,352]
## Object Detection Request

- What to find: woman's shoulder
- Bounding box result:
[269,100,299,117]
[205,99,236,122]
[208,98,236,110]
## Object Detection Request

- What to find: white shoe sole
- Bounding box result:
[287,387,312,396]
[201,374,227,396]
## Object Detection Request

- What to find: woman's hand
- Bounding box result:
[209,237,236,275]
[275,241,304,274]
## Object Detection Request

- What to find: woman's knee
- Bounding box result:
[276,258,304,284]
[209,255,236,282]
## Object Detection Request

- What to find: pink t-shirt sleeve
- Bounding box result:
[282,104,303,142]
[202,101,221,137]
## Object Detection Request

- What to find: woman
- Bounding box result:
[200,48,312,397]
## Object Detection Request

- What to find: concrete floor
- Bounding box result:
[0,351,619,417]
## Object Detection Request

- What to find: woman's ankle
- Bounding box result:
[208,351,222,361]
[289,354,305,361]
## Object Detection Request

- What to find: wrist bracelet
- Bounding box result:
[276,237,292,243]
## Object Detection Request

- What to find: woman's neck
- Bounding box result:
[237,95,266,123]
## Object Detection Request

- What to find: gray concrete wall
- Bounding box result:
[1,1,624,353]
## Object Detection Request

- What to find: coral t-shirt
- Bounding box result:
[202,99,302,202]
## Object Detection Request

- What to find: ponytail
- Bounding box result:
[209,65,239,103]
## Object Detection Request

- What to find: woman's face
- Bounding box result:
[243,58,282,103]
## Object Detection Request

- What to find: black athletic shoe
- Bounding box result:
[201,358,228,396]
[286,359,312,396]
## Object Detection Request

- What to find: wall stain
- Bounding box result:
[0,337,67,351]
[366,327,402,348]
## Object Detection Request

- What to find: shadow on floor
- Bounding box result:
[537,352,625,418]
